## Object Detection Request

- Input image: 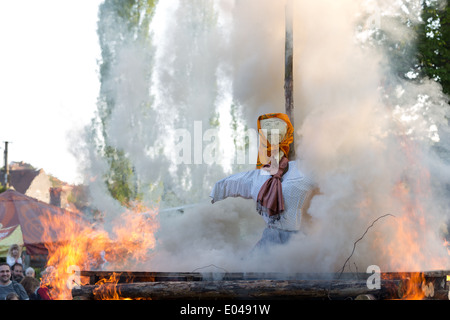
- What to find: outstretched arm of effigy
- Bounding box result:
[210,170,257,204]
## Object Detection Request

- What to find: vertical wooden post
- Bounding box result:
[285,0,295,159]
[3,141,10,188]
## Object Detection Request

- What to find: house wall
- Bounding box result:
[50,186,72,209]
[26,170,52,203]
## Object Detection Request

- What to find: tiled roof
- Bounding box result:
[9,169,42,194]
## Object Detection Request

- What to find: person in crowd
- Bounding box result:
[5,292,19,300]
[25,267,35,278]
[36,266,54,300]
[11,263,25,282]
[19,276,50,300]
[0,262,29,300]
[6,244,23,268]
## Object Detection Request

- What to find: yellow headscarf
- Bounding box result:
[256,113,294,169]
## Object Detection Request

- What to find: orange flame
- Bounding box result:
[93,272,121,300]
[40,202,159,300]
[376,136,449,299]
[402,273,426,300]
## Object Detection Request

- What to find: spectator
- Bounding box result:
[0,262,28,300]
[20,276,46,300]
[11,263,24,282]
[37,266,54,300]
[5,292,19,300]
[25,267,35,278]
[6,244,23,268]
[36,285,52,300]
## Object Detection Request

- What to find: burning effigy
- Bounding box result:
[210,113,319,253]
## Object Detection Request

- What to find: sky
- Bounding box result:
[0,0,103,185]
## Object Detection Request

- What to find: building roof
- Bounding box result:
[9,169,43,194]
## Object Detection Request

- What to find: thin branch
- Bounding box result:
[337,214,395,278]
[191,264,229,274]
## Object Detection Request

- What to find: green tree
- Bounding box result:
[416,0,450,96]
[362,0,449,99]
[94,0,158,207]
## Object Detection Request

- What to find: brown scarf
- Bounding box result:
[256,156,289,218]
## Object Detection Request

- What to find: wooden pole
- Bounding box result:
[3,141,10,188]
[285,0,295,160]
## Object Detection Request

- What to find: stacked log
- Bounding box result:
[72,279,402,300]
[385,271,449,300]
[71,271,450,300]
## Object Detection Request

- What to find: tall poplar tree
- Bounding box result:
[94,0,158,206]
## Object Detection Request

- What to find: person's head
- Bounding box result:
[5,292,19,300]
[20,276,40,296]
[11,263,24,280]
[8,244,21,258]
[40,266,56,287]
[25,267,35,278]
[0,263,11,285]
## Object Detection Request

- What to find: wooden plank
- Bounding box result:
[80,270,450,284]
[80,271,373,284]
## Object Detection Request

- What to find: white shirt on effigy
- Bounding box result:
[210,161,315,232]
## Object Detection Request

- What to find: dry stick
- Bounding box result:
[337,214,396,278]
[190,215,393,300]
[191,264,229,274]
[323,214,396,300]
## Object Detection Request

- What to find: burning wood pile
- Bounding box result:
[34,143,450,301]
[35,187,450,301]
[70,270,450,300]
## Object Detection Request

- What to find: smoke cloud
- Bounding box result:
[82,0,450,274]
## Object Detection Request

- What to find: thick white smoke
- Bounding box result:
[82,0,450,274]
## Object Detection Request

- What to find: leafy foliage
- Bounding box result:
[416,0,450,96]
[94,0,158,207]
